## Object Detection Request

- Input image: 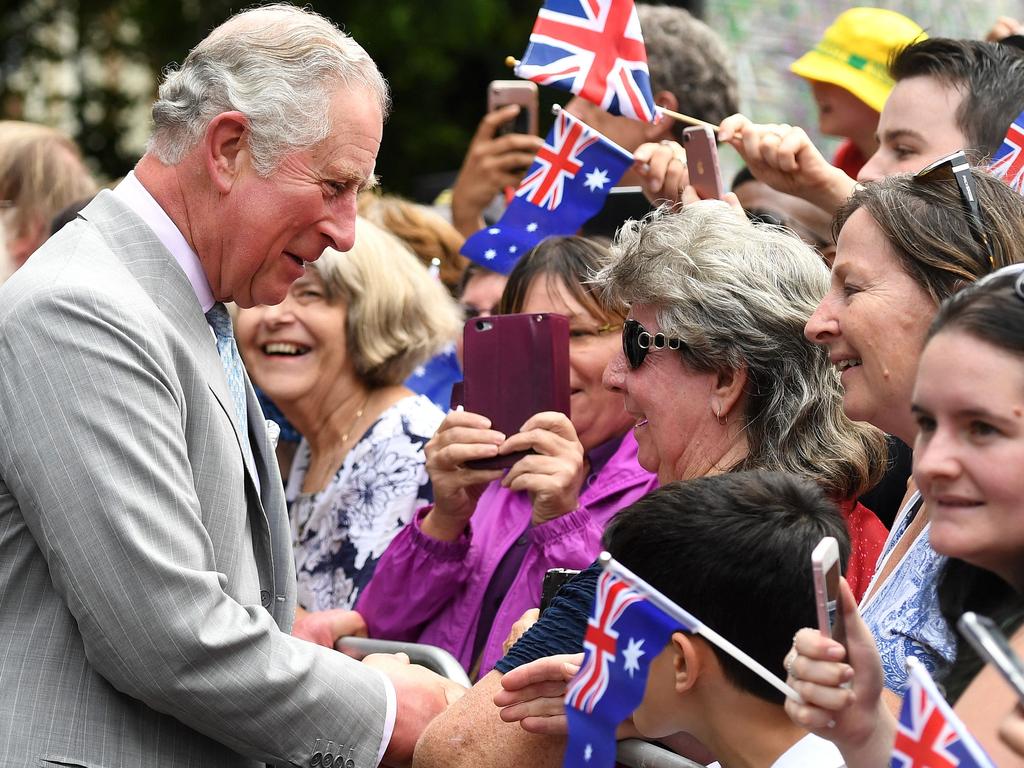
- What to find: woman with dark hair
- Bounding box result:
[785,265,1024,767]
[356,236,657,679]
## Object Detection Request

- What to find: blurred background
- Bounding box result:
[0,0,1018,200]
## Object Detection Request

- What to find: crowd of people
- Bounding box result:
[4,3,1024,768]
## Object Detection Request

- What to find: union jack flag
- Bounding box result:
[562,569,681,768]
[460,110,633,274]
[517,110,600,211]
[515,0,659,123]
[566,570,645,713]
[990,110,1024,194]
[891,657,995,768]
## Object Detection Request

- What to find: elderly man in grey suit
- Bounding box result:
[0,5,462,767]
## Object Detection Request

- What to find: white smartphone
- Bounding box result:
[958,612,1024,702]
[811,536,846,647]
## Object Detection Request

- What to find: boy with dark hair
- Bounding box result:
[604,471,850,767]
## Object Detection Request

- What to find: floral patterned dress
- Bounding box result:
[860,490,957,693]
[286,395,442,611]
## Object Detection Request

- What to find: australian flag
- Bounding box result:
[461,109,633,273]
[990,109,1024,194]
[562,569,683,768]
[891,657,995,768]
[515,0,658,123]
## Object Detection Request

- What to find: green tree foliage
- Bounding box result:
[0,0,541,199]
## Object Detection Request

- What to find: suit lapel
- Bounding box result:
[79,192,287,618]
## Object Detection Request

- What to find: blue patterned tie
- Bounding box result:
[206,302,254,465]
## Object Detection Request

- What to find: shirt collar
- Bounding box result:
[112,171,215,313]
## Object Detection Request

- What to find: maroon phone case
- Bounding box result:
[453,313,571,470]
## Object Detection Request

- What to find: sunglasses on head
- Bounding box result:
[622,318,686,369]
[970,262,1024,301]
[914,150,996,272]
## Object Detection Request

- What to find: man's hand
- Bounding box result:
[717,113,856,214]
[451,107,544,238]
[364,652,467,768]
[493,653,584,735]
[292,607,367,648]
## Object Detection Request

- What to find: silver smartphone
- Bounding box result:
[958,612,1024,702]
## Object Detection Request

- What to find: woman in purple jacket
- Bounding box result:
[356,236,657,678]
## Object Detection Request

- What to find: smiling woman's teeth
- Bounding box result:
[836,359,862,372]
[264,343,309,356]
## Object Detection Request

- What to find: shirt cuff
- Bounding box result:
[375,670,397,766]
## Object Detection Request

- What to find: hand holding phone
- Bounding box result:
[683,125,725,200]
[487,80,539,137]
[958,612,1024,702]
[456,313,570,470]
[812,536,846,648]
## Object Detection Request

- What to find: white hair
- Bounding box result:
[597,202,886,500]
[148,4,389,175]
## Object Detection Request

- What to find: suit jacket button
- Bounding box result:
[344,760,355,768]
[322,754,334,767]
[310,752,322,767]
[260,590,271,606]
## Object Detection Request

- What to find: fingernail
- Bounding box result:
[827,645,845,660]
[641,163,650,173]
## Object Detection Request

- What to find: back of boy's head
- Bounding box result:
[890,38,1024,157]
[602,470,850,704]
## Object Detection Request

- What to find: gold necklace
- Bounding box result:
[339,392,372,448]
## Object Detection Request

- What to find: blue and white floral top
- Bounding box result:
[287,394,443,611]
[860,490,957,693]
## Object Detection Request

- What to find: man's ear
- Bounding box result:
[645,90,680,141]
[710,363,748,424]
[671,631,702,693]
[203,111,250,194]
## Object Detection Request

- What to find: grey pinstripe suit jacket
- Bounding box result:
[0,191,388,767]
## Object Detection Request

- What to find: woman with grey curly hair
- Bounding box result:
[413,202,889,768]
[599,202,882,506]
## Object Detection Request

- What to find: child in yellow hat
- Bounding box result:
[790,8,925,178]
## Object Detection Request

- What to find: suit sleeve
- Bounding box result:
[0,286,388,767]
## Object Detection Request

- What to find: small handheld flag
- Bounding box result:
[460,108,633,273]
[561,553,800,768]
[989,109,1024,194]
[515,0,659,123]
[890,656,995,768]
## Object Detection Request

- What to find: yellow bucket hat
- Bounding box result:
[790,8,926,113]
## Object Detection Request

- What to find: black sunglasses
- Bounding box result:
[914,150,995,272]
[622,318,685,369]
